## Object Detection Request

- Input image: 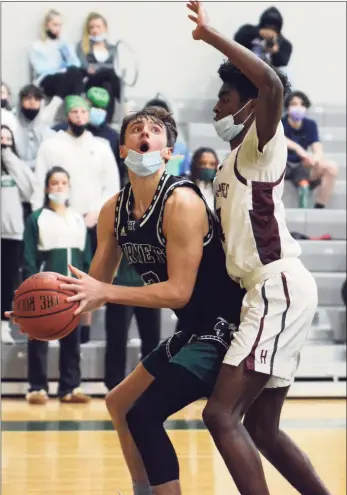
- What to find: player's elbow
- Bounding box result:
[168,285,192,309]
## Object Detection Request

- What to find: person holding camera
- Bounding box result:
[234,7,292,69]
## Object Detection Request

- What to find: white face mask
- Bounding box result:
[124,148,165,177]
[213,100,253,142]
[48,192,69,205]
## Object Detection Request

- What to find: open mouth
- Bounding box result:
[139,142,150,153]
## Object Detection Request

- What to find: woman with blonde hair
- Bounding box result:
[76,12,120,122]
[29,9,84,99]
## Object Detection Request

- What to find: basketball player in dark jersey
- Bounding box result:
[58,106,244,495]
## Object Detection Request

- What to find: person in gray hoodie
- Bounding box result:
[1,125,38,344]
[12,84,62,220]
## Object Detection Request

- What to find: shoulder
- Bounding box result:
[165,185,205,219]
[303,117,318,129]
[30,39,45,51]
[243,120,286,156]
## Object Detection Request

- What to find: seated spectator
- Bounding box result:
[190,147,218,211]
[234,6,292,69]
[31,95,120,253]
[77,12,121,122]
[52,87,126,186]
[1,125,38,344]
[29,9,84,99]
[1,82,17,132]
[143,97,191,177]
[24,167,92,405]
[282,91,338,208]
[105,256,161,391]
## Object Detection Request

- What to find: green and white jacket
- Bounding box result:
[23,207,92,280]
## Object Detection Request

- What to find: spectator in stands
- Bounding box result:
[342,279,347,308]
[190,147,218,211]
[282,91,338,208]
[144,97,191,176]
[1,82,17,132]
[29,9,84,99]
[13,84,61,220]
[52,87,126,186]
[234,7,292,69]
[105,256,161,391]
[1,125,38,344]
[77,12,121,122]
[24,167,92,405]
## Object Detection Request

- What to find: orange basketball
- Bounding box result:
[13,272,80,341]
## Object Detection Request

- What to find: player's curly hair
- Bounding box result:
[120,107,177,148]
[218,60,291,103]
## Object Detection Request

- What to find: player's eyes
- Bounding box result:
[152,127,161,134]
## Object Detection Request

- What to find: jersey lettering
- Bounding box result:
[123,242,166,265]
[141,271,161,285]
[215,182,229,199]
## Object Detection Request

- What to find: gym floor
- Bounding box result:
[2,398,346,494]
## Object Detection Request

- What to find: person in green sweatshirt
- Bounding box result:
[24,166,92,405]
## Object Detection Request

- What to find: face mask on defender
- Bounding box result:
[213,100,253,142]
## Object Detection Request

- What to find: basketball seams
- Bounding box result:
[15,288,76,298]
[14,303,77,319]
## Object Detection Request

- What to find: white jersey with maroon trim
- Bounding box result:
[214,120,301,285]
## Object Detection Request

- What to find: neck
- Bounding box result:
[128,167,165,216]
[288,116,303,129]
[93,41,106,47]
[49,202,67,215]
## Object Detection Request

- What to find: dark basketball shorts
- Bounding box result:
[142,317,238,394]
[285,161,321,189]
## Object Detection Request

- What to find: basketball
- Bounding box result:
[13,272,80,341]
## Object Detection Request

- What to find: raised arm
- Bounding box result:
[187,1,283,151]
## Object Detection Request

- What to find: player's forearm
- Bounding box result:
[200,26,282,92]
[104,281,189,309]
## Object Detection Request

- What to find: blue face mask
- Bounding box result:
[89,107,107,127]
[89,34,106,43]
[124,149,164,177]
[213,100,253,142]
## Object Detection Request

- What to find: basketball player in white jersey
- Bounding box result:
[187,2,330,495]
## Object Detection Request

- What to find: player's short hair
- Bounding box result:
[284,90,311,110]
[120,107,178,148]
[218,60,291,103]
[144,98,171,113]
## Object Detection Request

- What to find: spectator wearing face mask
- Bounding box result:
[234,7,292,69]
[1,82,17,133]
[29,9,84,99]
[77,12,121,122]
[282,91,338,209]
[52,87,125,185]
[24,167,92,405]
[190,147,218,211]
[1,125,38,344]
[143,97,191,177]
[31,95,120,252]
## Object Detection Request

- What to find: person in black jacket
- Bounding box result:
[234,6,292,68]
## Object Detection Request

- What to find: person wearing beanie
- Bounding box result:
[53,87,126,186]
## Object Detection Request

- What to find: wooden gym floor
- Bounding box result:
[1,398,346,495]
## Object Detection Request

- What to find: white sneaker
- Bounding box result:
[1,320,14,344]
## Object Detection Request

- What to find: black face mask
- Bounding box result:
[68,121,86,137]
[46,29,58,40]
[1,144,10,150]
[1,99,8,109]
[21,107,40,121]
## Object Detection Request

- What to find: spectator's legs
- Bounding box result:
[105,302,133,391]
[58,327,81,396]
[309,160,338,207]
[40,68,85,99]
[134,307,161,360]
[28,339,49,392]
[1,239,22,343]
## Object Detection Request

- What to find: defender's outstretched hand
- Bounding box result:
[187,1,209,40]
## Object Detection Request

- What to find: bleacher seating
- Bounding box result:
[2,100,346,397]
